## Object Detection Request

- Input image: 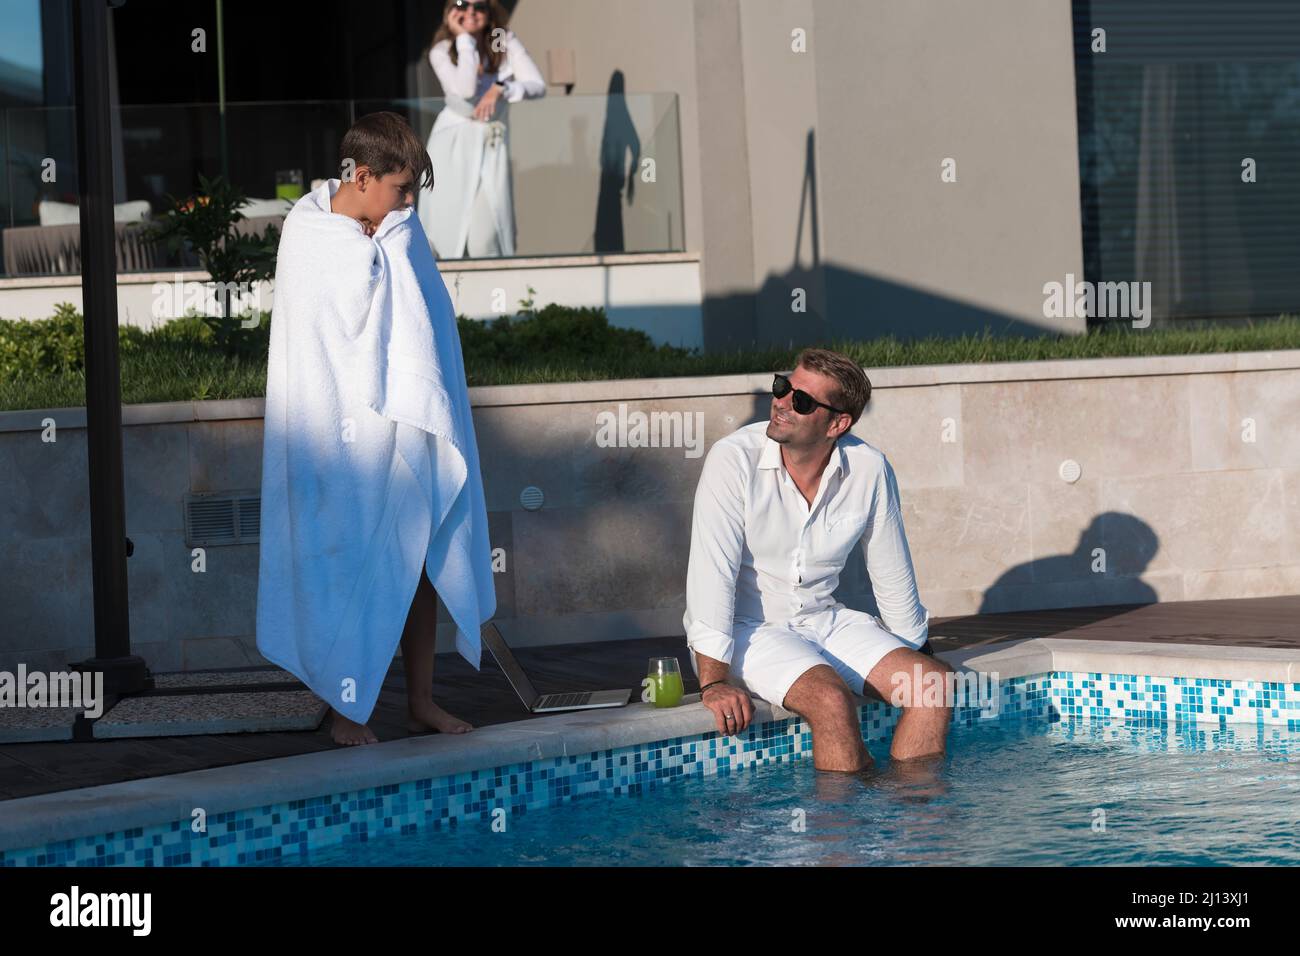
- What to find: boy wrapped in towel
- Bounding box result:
[256,112,496,745]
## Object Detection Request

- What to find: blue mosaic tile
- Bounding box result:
[0,670,1292,867]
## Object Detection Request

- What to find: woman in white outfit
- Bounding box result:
[418,0,546,259]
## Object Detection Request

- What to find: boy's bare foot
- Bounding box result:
[330,709,379,746]
[407,698,473,735]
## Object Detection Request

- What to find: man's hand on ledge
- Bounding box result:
[695,651,754,737]
[701,682,754,737]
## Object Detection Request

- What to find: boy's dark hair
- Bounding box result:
[338,111,434,190]
[793,347,872,426]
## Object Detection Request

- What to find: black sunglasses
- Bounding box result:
[453,0,490,11]
[772,373,847,417]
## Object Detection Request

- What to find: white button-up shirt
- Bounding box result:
[430,31,547,106]
[683,421,930,664]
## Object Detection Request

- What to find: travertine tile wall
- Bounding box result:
[2,354,1298,671]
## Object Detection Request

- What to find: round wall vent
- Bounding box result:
[520,486,545,511]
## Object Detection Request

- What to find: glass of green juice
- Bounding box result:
[646,657,684,708]
[275,169,304,202]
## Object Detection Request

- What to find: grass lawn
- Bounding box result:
[2,310,1299,413]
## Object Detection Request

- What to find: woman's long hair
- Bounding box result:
[431,0,508,74]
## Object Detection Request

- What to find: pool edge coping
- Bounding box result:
[1,637,1297,854]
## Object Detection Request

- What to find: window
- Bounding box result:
[1072,0,1300,322]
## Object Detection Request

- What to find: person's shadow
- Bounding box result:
[979,512,1159,613]
[594,69,640,253]
[837,511,1160,645]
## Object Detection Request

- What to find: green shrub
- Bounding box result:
[456,300,693,367]
[0,304,271,383]
[0,302,151,381]
[142,173,279,356]
[4,300,1300,412]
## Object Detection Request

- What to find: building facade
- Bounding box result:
[1,0,1298,348]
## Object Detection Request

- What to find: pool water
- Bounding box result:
[266,717,1300,866]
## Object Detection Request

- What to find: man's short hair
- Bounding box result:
[794,347,872,426]
[338,111,434,190]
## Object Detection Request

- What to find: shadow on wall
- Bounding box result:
[700,128,1080,352]
[705,264,1083,354]
[436,390,775,636]
[837,511,1161,639]
[594,69,641,253]
[31,388,1168,665]
[460,375,1162,644]
[977,512,1161,612]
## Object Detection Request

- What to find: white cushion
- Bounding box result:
[37,199,153,226]
[239,197,293,218]
[113,200,152,222]
[38,200,81,226]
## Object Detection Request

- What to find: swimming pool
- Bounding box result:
[2,643,1297,867]
[264,715,1300,867]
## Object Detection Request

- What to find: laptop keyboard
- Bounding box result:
[537,692,594,709]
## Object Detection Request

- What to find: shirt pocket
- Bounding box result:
[823,510,871,561]
[826,510,869,534]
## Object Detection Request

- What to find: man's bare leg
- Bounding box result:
[782,665,872,772]
[864,647,954,761]
[402,569,472,734]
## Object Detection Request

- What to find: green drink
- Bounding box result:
[275,169,304,202]
[647,657,684,708]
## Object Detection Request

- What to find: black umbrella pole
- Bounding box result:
[70,0,149,696]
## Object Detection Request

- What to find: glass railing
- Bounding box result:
[0,93,684,279]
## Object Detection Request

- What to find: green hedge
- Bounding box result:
[0,302,271,382]
[2,302,1300,412]
[456,302,691,366]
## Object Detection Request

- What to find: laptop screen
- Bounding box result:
[479,624,540,706]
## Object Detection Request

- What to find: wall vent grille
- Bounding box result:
[185,491,260,546]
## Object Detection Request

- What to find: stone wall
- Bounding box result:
[2,349,1299,671]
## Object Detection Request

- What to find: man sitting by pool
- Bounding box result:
[683,348,955,772]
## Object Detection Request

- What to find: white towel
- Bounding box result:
[255,178,496,725]
[417,106,515,259]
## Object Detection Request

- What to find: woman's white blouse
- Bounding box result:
[429,31,547,104]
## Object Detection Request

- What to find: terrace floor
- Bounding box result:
[2,595,1297,802]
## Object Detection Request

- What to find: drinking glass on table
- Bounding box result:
[646,656,684,708]
[276,168,304,201]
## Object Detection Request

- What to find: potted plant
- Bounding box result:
[144,173,281,356]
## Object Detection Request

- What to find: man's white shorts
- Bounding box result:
[691,605,920,709]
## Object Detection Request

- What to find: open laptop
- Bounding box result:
[480,623,631,713]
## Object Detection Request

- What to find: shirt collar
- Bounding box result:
[759,435,850,479]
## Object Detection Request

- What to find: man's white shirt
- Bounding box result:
[683,421,930,665]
